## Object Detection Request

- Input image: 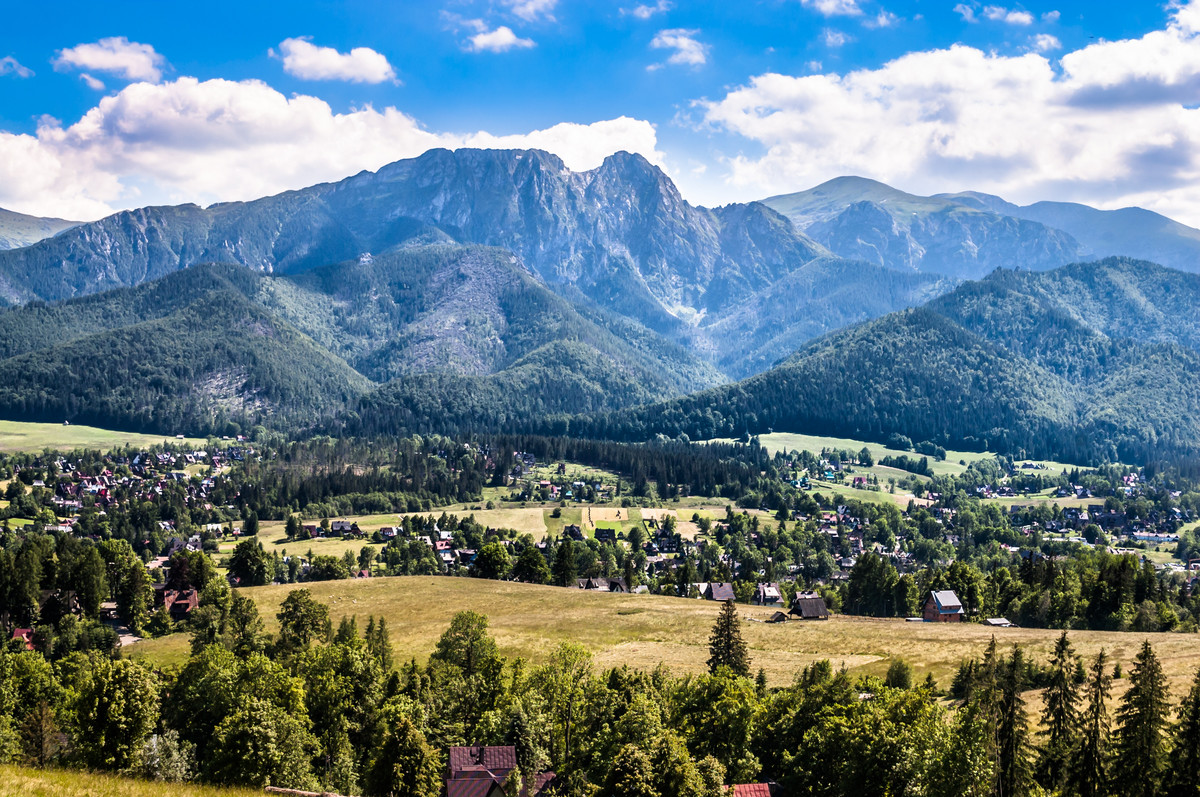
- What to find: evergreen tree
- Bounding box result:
[996,645,1032,797]
[1112,641,1170,797]
[1070,649,1112,797]
[1037,631,1080,791]
[707,601,750,677]
[553,539,577,587]
[1167,665,1200,797]
[513,546,552,585]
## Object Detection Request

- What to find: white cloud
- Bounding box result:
[626,0,672,19]
[865,10,900,29]
[1031,33,1061,52]
[0,56,33,79]
[700,1,1200,226]
[0,76,660,220]
[954,4,978,23]
[823,29,853,47]
[504,0,557,22]
[53,37,166,83]
[983,6,1034,25]
[274,38,396,84]
[800,0,863,17]
[79,73,105,91]
[466,25,536,53]
[649,28,709,68]
[1042,10,1061,22]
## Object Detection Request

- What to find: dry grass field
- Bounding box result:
[128,577,1200,694]
[0,765,261,797]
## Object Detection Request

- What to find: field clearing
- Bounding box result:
[129,577,1200,693]
[0,765,260,797]
[0,420,208,453]
[748,432,987,477]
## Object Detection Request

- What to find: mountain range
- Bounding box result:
[764,177,1200,279]
[0,207,78,252]
[1,148,1198,462]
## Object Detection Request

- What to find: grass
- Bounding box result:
[0,765,261,797]
[128,577,1200,693]
[0,420,209,453]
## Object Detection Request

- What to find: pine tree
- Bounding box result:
[1167,665,1200,796]
[1112,641,1170,797]
[1037,631,1080,791]
[1070,649,1112,797]
[553,539,577,587]
[997,645,1032,797]
[707,600,750,677]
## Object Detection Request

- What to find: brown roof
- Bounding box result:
[706,582,736,601]
[449,746,517,777]
[790,593,830,619]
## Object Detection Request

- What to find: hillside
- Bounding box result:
[765,176,1200,280]
[0,248,726,435]
[571,258,1200,464]
[763,177,1083,279]
[127,576,1200,692]
[0,207,79,251]
[940,190,1200,273]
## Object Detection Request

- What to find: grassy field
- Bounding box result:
[128,577,1200,693]
[750,432,1088,479]
[0,420,209,453]
[0,765,260,797]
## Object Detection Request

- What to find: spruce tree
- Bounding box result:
[997,645,1032,797]
[707,600,750,677]
[1070,649,1112,797]
[1112,641,1171,797]
[553,539,577,587]
[1037,631,1080,791]
[1167,665,1200,797]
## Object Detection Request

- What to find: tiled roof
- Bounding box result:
[731,785,772,797]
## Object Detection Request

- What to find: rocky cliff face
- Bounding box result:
[0,149,829,335]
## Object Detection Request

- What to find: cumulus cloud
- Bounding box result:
[822,29,853,47]
[800,0,863,17]
[864,10,900,29]
[700,1,1200,225]
[649,28,708,68]
[466,24,536,52]
[79,73,105,91]
[504,0,557,22]
[625,0,672,19]
[53,37,166,82]
[1031,33,1061,52]
[0,76,660,220]
[274,38,396,84]
[0,56,33,78]
[983,6,1034,25]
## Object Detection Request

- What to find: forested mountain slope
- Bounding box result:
[559,259,1200,464]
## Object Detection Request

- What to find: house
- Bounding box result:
[703,582,736,602]
[563,525,585,541]
[984,617,1014,628]
[923,590,965,622]
[789,591,830,620]
[447,745,556,797]
[730,785,773,797]
[575,577,629,593]
[595,528,617,543]
[163,588,200,621]
[10,628,34,651]
[767,611,789,624]
[754,582,785,607]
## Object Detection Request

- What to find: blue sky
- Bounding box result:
[2,0,1199,224]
